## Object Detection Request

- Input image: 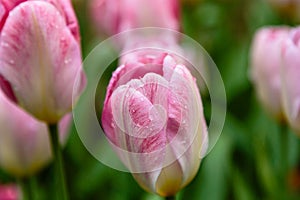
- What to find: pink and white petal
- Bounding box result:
[0,1,82,123]
[166,63,206,184]
[0,89,51,177]
[0,74,16,102]
[58,113,72,144]
[45,0,80,42]
[282,35,300,133]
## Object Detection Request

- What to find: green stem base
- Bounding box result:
[48,124,69,200]
[18,177,32,200]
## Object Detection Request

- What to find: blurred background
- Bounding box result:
[1,0,300,199]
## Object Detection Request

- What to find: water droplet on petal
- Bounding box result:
[111,122,115,128]
[9,60,15,64]
[64,58,71,64]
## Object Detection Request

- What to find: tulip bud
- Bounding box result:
[91,0,180,35]
[250,26,290,121]
[0,0,85,123]
[0,184,18,200]
[102,53,208,197]
[0,87,71,177]
[281,27,300,135]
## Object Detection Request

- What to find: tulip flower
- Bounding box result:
[0,184,18,200]
[281,27,300,135]
[102,53,208,197]
[250,26,290,121]
[91,0,180,36]
[0,0,85,123]
[0,86,71,177]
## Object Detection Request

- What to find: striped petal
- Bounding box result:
[0,1,82,123]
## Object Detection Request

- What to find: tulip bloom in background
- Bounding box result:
[250,26,290,121]
[0,0,85,123]
[281,27,300,135]
[0,1,84,199]
[0,184,18,200]
[102,51,208,197]
[91,0,180,35]
[0,86,71,177]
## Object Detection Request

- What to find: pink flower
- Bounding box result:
[250,26,290,121]
[0,0,85,123]
[0,184,18,200]
[281,27,300,134]
[102,53,208,197]
[0,87,72,177]
[91,0,180,35]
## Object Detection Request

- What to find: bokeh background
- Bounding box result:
[1,0,300,199]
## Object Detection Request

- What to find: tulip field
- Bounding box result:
[0,0,300,200]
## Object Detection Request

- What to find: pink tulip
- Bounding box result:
[250,26,290,121]
[91,0,180,35]
[0,87,72,177]
[281,27,300,134]
[0,0,85,123]
[102,53,208,197]
[0,184,18,200]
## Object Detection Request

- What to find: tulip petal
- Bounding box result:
[0,3,5,31]
[0,89,51,177]
[164,59,205,185]
[281,30,300,133]
[45,0,80,42]
[0,74,16,102]
[250,27,289,120]
[0,1,82,122]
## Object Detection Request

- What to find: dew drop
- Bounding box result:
[64,58,71,64]
[9,60,15,64]
[111,122,115,128]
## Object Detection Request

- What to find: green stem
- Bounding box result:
[279,124,288,199]
[165,196,176,200]
[18,178,32,200]
[280,124,288,180]
[48,124,69,200]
